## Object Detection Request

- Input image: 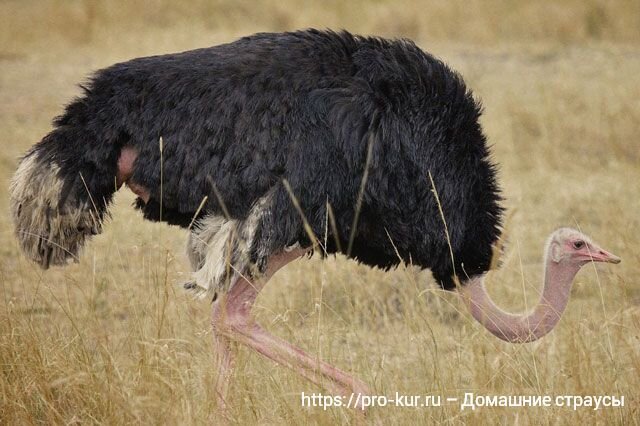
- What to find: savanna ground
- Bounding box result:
[1,0,639,424]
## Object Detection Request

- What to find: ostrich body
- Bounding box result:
[10,30,620,406]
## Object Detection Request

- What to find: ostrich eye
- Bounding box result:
[573,240,585,249]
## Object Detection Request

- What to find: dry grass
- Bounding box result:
[1,1,639,424]
[2,0,640,51]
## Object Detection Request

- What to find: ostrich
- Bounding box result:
[10,29,620,404]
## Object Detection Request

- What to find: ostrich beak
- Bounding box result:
[588,246,621,264]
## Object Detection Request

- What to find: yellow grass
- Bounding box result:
[1,1,639,424]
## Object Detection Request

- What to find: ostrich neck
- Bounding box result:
[459,258,581,343]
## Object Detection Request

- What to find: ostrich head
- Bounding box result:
[546,227,621,266]
[461,227,621,343]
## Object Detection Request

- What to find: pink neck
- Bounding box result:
[459,258,580,343]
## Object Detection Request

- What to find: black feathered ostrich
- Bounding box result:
[10,30,620,405]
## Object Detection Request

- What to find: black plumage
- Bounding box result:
[12,29,502,289]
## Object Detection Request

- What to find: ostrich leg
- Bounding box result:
[212,325,234,410]
[212,248,370,408]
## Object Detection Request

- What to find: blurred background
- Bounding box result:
[2,0,640,50]
[0,1,638,424]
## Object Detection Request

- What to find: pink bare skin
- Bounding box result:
[212,248,370,411]
[117,146,150,202]
[459,228,621,343]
